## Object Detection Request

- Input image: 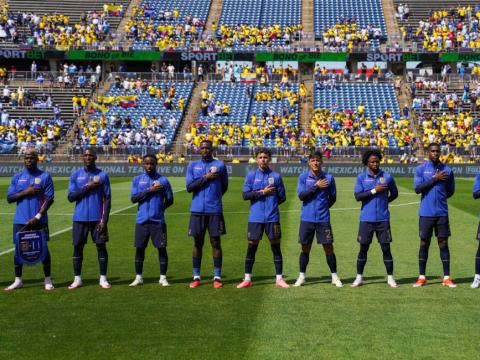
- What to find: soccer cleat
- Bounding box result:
[129,277,144,287]
[293,277,305,287]
[442,277,457,288]
[99,280,112,289]
[213,280,223,288]
[350,276,363,288]
[470,278,480,289]
[68,279,83,290]
[189,278,201,288]
[331,277,343,288]
[4,279,23,292]
[236,280,252,288]
[44,279,55,291]
[159,278,170,287]
[275,278,290,288]
[387,279,399,288]
[413,277,427,287]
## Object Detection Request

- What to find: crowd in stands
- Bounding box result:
[412,82,480,112]
[321,19,383,52]
[395,3,410,21]
[310,107,415,148]
[400,5,480,51]
[215,63,298,84]
[125,4,205,50]
[0,4,120,48]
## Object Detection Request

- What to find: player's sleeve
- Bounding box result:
[297,173,317,201]
[186,163,207,193]
[328,176,337,207]
[414,165,436,194]
[473,173,480,199]
[101,173,111,223]
[6,174,19,203]
[67,171,86,202]
[130,176,148,203]
[243,173,262,200]
[446,170,455,198]
[163,178,174,209]
[354,174,372,201]
[41,174,55,212]
[276,175,286,205]
[387,175,398,203]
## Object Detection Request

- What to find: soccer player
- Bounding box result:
[413,143,456,288]
[237,148,289,288]
[352,149,399,288]
[294,151,342,287]
[67,148,112,289]
[129,154,174,287]
[186,140,228,288]
[5,149,54,291]
[471,172,480,288]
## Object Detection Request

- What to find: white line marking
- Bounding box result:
[0,189,184,256]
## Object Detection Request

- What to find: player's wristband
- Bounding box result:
[35,213,42,220]
[370,189,377,195]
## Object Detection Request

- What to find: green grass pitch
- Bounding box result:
[0,175,478,359]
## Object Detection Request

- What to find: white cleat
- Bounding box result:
[68,279,83,290]
[351,276,363,288]
[44,279,55,291]
[388,279,399,288]
[159,277,170,287]
[129,276,144,287]
[99,280,112,289]
[4,278,23,292]
[293,277,306,287]
[471,278,480,289]
[331,277,343,288]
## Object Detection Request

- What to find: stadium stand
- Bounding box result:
[126,0,211,50]
[82,80,193,150]
[314,0,387,49]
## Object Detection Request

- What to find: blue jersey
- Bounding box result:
[131,172,173,224]
[7,168,54,225]
[354,169,398,222]
[186,158,228,214]
[473,172,480,202]
[414,161,454,217]
[243,167,286,223]
[68,166,111,222]
[297,170,336,223]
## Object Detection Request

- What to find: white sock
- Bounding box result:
[74,275,82,283]
[387,275,394,282]
[475,274,480,280]
[419,275,426,280]
[193,276,200,280]
[244,273,251,281]
[276,274,283,281]
[298,272,305,279]
[136,274,143,280]
[331,273,338,279]
[44,276,52,284]
[355,274,363,281]
[160,275,166,281]
[443,275,450,280]
[100,275,107,283]
[14,277,22,283]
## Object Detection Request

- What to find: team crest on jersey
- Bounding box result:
[268,177,275,185]
[210,166,217,173]
[34,177,42,184]
[93,176,100,183]
[379,177,385,184]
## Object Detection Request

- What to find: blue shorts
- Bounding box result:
[247,222,281,241]
[13,224,49,242]
[419,216,450,239]
[72,221,109,246]
[357,221,392,244]
[188,213,226,238]
[298,221,334,245]
[135,221,167,248]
